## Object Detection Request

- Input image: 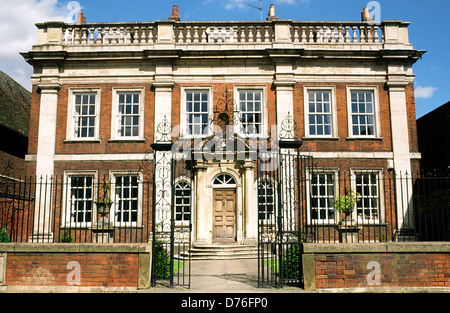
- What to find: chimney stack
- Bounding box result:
[266,4,278,21]
[361,7,372,22]
[77,10,86,23]
[169,5,180,21]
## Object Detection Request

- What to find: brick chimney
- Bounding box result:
[77,10,86,23]
[266,4,278,21]
[169,5,180,21]
[361,7,373,22]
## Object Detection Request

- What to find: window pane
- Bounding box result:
[308,90,332,137]
[186,90,209,135]
[355,172,380,221]
[115,175,139,224]
[310,172,335,223]
[73,93,97,138]
[117,92,141,137]
[69,175,94,224]
[175,181,191,221]
[258,180,275,220]
[239,90,263,136]
[350,90,376,137]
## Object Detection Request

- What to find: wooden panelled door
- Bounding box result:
[213,188,236,242]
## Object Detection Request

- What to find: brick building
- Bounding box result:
[0,70,30,178]
[20,5,424,245]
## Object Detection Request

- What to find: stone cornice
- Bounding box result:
[37,82,61,94]
[20,51,67,66]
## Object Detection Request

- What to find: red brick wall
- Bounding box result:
[27,86,40,156]
[310,250,450,289]
[405,84,419,153]
[26,81,421,178]
[5,252,139,287]
[0,150,26,177]
[55,84,155,156]
[293,82,393,153]
[171,82,277,135]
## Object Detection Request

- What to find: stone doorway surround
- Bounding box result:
[192,158,256,246]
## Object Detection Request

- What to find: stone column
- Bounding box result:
[31,83,61,242]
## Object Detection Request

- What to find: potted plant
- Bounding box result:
[334,187,361,243]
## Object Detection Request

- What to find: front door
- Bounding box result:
[213,188,236,242]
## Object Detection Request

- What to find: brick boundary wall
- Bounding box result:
[302,242,450,292]
[0,243,151,293]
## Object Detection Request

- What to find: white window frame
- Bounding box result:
[257,178,277,222]
[306,168,339,225]
[111,87,145,141]
[350,169,385,225]
[174,177,192,227]
[109,170,143,227]
[62,171,98,228]
[346,86,381,139]
[303,86,338,138]
[180,87,212,138]
[234,86,267,138]
[66,89,101,141]
[212,173,237,188]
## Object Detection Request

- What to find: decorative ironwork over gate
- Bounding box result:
[151,117,192,289]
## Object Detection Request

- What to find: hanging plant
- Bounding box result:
[97,181,113,205]
[334,187,361,217]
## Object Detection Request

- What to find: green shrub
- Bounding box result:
[154,242,171,279]
[282,244,301,280]
[0,226,11,243]
[59,230,73,243]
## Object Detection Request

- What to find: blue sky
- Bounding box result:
[0,0,448,118]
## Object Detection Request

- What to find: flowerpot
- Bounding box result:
[96,201,112,215]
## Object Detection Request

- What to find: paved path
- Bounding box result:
[146,258,308,293]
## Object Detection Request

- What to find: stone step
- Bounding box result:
[176,244,267,260]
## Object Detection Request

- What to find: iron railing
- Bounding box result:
[300,170,450,243]
[0,171,448,244]
[0,175,155,243]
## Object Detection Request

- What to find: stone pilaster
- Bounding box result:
[31,83,61,242]
[242,160,256,246]
[386,80,415,237]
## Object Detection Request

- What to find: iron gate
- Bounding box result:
[257,139,313,288]
[150,119,192,289]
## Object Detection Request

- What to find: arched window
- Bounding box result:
[175,181,191,222]
[258,180,275,220]
[212,174,236,186]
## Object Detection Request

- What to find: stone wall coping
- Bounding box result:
[0,243,152,254]
[302,242,450,254]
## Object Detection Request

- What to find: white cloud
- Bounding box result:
[0,0,76,90]
[276,0,296,4]
[224,0,253,10]
[224,0,308,11]
[276,0,310,4]
[415,86,438,99]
